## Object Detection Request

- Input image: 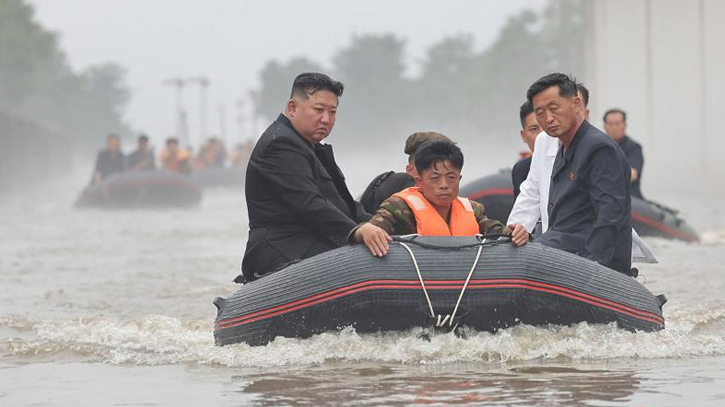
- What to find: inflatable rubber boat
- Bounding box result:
[214,236,666,346]
[192,167,245,188]
[460,170,699,242]
[76,169,202,208]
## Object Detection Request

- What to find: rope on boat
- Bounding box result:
[398,238,486,328]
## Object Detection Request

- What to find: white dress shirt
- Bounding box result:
[507,131,657,264]
[508,131,559,233]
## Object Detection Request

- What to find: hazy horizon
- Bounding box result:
[29,0,545,147]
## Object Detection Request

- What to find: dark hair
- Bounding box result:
[138,134,149,143]
[577,83,590,107]
[414,141,464,174]
[526,73,578,104]
[166,137,179,145]
[290,72,344,100]
[603,108,627,123]
[519,100,534,127]
[106,134,119,141]
[404,131,452,156]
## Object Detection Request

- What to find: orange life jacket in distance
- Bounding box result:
[393,187,480,236]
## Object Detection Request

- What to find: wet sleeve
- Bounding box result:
[474,201,510,235]
[368,197,416,236]
[508,151,542,233]
[585,146,631,265]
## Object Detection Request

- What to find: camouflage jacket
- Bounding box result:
[362,195,510,237]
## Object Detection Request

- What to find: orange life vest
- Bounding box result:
[393,187,479,236]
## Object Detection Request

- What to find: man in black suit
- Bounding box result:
[511,100,539,198]
[527,73,633,275]
[241,72,369,282]
[603,109,645,199]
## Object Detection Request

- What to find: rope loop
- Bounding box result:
[398,239,486,329]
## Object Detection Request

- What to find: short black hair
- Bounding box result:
[414,140,464,174]
[577,83,589,107]
[526,73,578,104]
[519,100,534,127]
[603,108,627,123]
[138,134,149,143]
[166,137,179,145]
[290,72,344,100]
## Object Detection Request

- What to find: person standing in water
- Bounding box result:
[603,109,645,199]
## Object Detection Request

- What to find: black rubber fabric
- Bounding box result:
[214,238,666,346]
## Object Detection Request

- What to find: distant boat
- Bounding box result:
[76,169,202,208]
[460,169,699,242]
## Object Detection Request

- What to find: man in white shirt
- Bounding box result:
[508,83,656,264]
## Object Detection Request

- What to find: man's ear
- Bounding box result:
[286,99,297,117]
[573,95,582,112]
[405,164,415,176]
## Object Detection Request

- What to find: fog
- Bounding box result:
[4,2,725,405]
[29,0,543,146]
[1,0,718,199]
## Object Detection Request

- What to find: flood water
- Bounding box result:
[2,164,725,406]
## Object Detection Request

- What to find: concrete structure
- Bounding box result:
[584,0,725,193]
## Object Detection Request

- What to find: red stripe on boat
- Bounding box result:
[467,188,513,201]
[631,212,698,242]
[215,278,664,330]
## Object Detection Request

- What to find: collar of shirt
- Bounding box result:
[276,113,322,150]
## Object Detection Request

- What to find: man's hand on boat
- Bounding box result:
[508,223,530,246]
[353,223,392,257]
[352,223,530,258]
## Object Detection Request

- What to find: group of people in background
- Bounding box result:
[91,134,254,184]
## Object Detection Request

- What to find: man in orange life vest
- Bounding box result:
[351,141,530,256]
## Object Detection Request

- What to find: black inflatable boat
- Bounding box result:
[460,170,699,242]
[76,169,202,208]
[214,236,666,346]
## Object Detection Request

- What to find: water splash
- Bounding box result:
[5,304,725,368]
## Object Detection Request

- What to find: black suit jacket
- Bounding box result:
[511,156,532,199]
[241,114,368,281]
[540,120,632,275]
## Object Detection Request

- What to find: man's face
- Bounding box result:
[139,140,148,151]
[533,86,581,139]
[415,160,461,210]
[604,112,626,142]
[167,142,179,154]
[520,112,540,152]
[287,90,338,144]
[107,137,120,152]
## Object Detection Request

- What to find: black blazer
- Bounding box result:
[540,120,632,275]
[242,114,368,281]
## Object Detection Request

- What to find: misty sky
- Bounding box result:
[30,0,544,147]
